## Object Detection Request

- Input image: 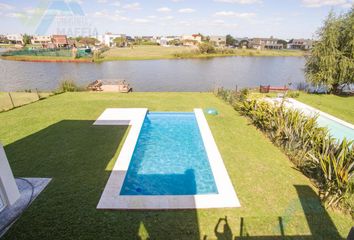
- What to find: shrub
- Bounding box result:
[198,42,216,54]
[216,88,354,211]
[237,99,354,210]
[58,80,81,92]
[287,91,300,98]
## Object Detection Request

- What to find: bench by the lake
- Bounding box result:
[260,85,289,93]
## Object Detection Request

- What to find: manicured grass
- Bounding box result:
[0,92,351,239]
[100,45,190,61]
[1,46,305,62]
[99,46,305,61]
[0,92,53,112]
[297,93,354,124]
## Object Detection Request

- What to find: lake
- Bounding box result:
[0,53,306,92]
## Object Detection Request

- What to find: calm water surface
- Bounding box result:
[0,49,305,91]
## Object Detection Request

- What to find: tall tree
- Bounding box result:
[226,34,236,46]
[305,11,341,91]
[22,34,31,45]
[114,37,127,47]
[337,7,354,87]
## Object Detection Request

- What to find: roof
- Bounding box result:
[52,35,68,45]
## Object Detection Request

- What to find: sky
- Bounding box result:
[0,0,353,39]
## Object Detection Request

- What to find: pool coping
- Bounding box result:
[286,98,354,130]
[95,108,240,209]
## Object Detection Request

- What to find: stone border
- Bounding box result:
[95,108,240,209]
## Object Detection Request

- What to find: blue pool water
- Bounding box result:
[317,115,354,141]
[120,112,218,195]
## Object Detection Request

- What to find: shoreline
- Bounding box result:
[1,52,306,63]
[0,46,306,63]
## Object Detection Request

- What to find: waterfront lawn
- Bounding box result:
[297,93,354,124]
[0,92,351,239]
[101,45,190,61]
[100,45,305,61]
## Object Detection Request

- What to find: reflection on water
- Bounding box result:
[0,52,305,91]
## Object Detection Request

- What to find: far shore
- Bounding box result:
[0,45,307,63]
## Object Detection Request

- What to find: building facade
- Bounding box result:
[287,39,313,50]
[210,36,226,47]
[6,34,23,44]
[181,34,202,46]
[31,36,52,45]
[51,35,69,48]
[249,37,283,50]
[99,33,126,47]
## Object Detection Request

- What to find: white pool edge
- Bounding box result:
[95,108,240,209]
[287,98,354,130]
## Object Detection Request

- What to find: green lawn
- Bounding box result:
[99,45,306,61]
[297,93,354,124]
[0,92,53,112]
[101,45,190,61]
[0,92,352,239]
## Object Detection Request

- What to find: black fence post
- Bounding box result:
[36,88,41,100]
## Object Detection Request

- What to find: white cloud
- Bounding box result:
[156,7,171,12]
[212,20,238,27]
[162,15,174,20]
[111,1,120,7]
[214,11,256,18]
[93,10,128,21]
[302,0,351,7]
[214,0,261,4]
[0,3,14,10]
[97,0,108,3]
[123,2,141,10]
[178,8,195,13]
[133,18,150,23]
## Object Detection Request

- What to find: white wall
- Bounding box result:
[0,143,20,208]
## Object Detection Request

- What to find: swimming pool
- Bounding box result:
[95,108,240,209]
[286,99,354,141]
[317,115,354,141]
[120,112,218,195]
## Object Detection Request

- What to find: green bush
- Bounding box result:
[198,42,216,54]
[216,88,354,212]
[287,91,300,98]
[238,99,353,211]
[58,80,81,92]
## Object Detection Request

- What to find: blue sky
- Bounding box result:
[0,0,353,39]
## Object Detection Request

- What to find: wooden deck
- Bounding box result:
[101,85,131,92]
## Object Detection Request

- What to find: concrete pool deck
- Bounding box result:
[95,108,240,209]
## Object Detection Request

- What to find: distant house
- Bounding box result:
[182,34,202,46]
[6,34,23,45]
[31,36,52,45]
[287,39,313,50]
[51,35,69,48]
[141,36,154,41]
[156,36,181,46]
[99,33,126,47]
[210,36,226,47]
[249,37,283,50]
